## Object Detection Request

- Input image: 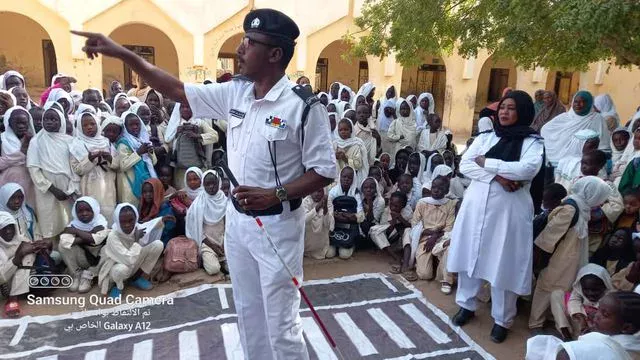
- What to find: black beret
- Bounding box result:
[243,9,300,46]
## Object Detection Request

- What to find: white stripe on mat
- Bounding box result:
[221,323,245,360]
[132,339,154,360]
[84,349,106,360]
[333,312,378,356]
[218,287,229,309]
[302,317,338,360]
[178,330,199,360]
[367,308,415,349]
[400,303,451,344]
[35,356,57,360]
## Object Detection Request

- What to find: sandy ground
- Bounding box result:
[10,250,530,359]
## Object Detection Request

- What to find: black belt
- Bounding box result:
[232,197,302,216]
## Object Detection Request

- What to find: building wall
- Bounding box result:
[2,0,639,135]
[317,40,365,93]
[102,24,179,91]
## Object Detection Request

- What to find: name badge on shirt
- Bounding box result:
[265,116,286,129]
[230,109,245,119]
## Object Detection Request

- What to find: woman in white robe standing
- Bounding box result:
[448,90,544,343]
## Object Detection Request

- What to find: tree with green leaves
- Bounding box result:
[346,0,640,69]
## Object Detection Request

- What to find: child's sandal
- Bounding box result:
[4,299,20,318]
[390,265,402,274]
[402,272,418,282]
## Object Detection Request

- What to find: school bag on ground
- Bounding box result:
[329,195,360,249]
[163,236,200,273]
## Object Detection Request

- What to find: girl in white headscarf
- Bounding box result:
[610,127,631,165]
[557,332,632,360]
[0,183,40,241]
[387,98,418,159]
[554,129,601,190]
[415,92,435,132]
[333,119,369,187]
[130,101,170,163]
[115,111,157,207]
[185,170,227,275]
[530,176,612,333]
[59,197,110,293]
[9,86,33,110]
[477,117,494,134]
[302,187,334,260]
[165,102,218,187]
[69,112,117,222]
[406,152,426,210]
[97,203,164,297]
[329,81,342,101]
[377,99,397,154]
[356,82,375,104]
[26,107,78,239]
[417,113,448,153]
[327,166,364,260]
[0,106,36,208]
[338,84,353,103]
[45,88,74,117]
[1,70,25,90]
[594,93,620,132]
[0,211,40,317]
[112,92,131,117]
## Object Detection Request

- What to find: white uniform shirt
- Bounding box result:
[184,75,336,190]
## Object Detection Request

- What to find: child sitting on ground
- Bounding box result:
[157,163,177,200]
[360,177,386,248]
[59,197,110,293]
[98,204,166,297]
[0,212,45,318]
[328,166,364,259]
[399,176,457,292]
[591,291,640,358]
[614,188,640,232]
[138,179,176,246]
[369,191,413,260]
[549,264,613,340]
[618,129,640,194]
[302,188,333,259]
[185,170,227,275]
[367,166,386,197]
[406,152,426,210]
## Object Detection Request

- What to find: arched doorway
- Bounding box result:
[472,56,517,131]
[546,70,580,107]
[217,33,243,77]
[400,55,446,116]
[0,12,57,98]
[315,40,369,93]
[102,23,179,94]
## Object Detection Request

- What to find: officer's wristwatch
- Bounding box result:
[275,186,288,202]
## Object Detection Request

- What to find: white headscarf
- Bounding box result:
[407,152,426,209]
[185,170,227,246]
[594,94,619,127]
[2,71,25,90]
[333,119,370,187]
[477,117,494,133]
[183,166,204,200]
[572,263,613,301]
[46,88,73,115]
[69,196,108,232]
[317,92,329,104]
[567,176,612,266]
[164,102,203,145]
[555,129,601,185]
[1,106,34,156]
[415,92,435,131]
[356,82,375,101]
[111,203,138,237]
[329,166,359,198]
[334,101,350,120]
[541,93,610,165]
[112,92,131,114]
[73,103,96,120]
[69,112,110,161]
[338,84,353,103]
[421,152,441,185]
[406,94,417,107]
[26,107,78,193]
[0,183,33,228]
[383,85,397,102]
[423,164,453,190]
[9,86,32,110]
[377,99,396,132]
[611,127,630,164]
[329,82,342,100]
[0,211,20,262]
[558,332,632,360]
[120,111,157,178]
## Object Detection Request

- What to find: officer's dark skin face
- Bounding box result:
[236,32,285,83]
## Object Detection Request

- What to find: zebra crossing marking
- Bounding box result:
[221,323,244,360]
[83,349,106,360]
[131,339,153,360]
[302,317,338,360]
[178,330,199,360]
[218,287,229,309]
[333,312,378,356]
[399,303,451,344]
[367,308,416,349]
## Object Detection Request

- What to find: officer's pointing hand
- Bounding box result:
[233,186,280,211]
[71,30,125,60]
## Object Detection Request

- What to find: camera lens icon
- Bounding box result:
[29,274,73,288]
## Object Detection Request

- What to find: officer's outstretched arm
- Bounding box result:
[71,30,187,104]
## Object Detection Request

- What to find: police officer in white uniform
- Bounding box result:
[73,9,336,360]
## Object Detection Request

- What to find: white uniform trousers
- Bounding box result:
[455,271,519,328]
[225,202,309,360]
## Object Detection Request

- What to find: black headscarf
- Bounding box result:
[484,90,544,213]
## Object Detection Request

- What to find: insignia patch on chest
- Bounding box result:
[229,109,246,119]
[265,116,286,129]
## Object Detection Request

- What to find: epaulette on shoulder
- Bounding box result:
[530,134,543,140]
[291,84,320,107]
[232,74,253,82]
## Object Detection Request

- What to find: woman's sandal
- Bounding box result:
[402,272,418,282]
[4,299,20,318]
